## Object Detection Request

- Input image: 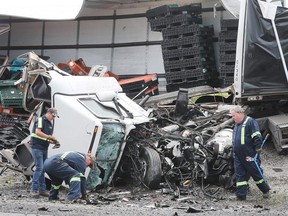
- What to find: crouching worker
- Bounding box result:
[43,151,96,202]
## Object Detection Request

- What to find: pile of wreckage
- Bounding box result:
[131,87,235,197]
[0,52,237,201]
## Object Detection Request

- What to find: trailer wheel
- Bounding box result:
[139,146,162,189]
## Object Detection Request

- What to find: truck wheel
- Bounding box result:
[139,146,162,189]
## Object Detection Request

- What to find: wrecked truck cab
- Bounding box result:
[0,52,162,190]
[40,74,161,189]
[48,74,158,189]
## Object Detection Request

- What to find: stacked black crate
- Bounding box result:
[146,4,218,92]
[219,19,239,87]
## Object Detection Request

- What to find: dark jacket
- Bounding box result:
[232,115,262,159]
[31,115,53,150]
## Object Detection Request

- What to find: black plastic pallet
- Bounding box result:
[220,71,234,77]
[165,70,186,83]
[219,60,236,65]
[146,5,178,20]
[218,31,238,43]
[220,19,239,31]
[164,58,216,71]
[162,47,214,60]
[163,51,214,62]
[219,61,236,66]
[165,68,218,84]
[220,53,236,62]
[171,14,202,26]
[162,26,213,40]
[12,124,30,141]
[150,14,202,31]
[0,142,19,150]
[219,30,238,39]
[219,64,235,74]
[220,50,236,56]
[166,69,205,83]
[165,64,217,73]
[146,3,202,20]
[162,24,213,38]
[161,35,213,50]
[218,38,237,43]
[219,42,237,52]
[219,57,236,64]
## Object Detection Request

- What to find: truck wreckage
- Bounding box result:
[3,0,288,200]
[0,52,236,198]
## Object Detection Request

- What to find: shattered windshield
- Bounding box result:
[79,98,121,119]
[86,123,125,189]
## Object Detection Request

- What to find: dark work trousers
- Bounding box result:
[44,157,81,201]
[234,154,270,199]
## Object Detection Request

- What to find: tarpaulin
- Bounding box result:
[243,0,288,94]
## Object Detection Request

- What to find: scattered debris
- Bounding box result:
[38,207,49,211]
[272,168,283,173]
[187,207,202,213]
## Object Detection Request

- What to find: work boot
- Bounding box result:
[30,191,39,198]
[236,196,246,201]
[39,191,49,197]
[61,198,86,204]
[228,195,246,201]
[263,191,270,199]
[71,199,86,204]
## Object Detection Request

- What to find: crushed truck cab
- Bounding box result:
[0,52,161,190]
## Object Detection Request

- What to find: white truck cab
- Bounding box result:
[1,52,161,190]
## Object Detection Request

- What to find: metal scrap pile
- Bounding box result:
[116,88,236,197]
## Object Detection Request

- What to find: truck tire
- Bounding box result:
[139,146,162,189]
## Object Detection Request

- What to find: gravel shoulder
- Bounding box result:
[0,141,288,216]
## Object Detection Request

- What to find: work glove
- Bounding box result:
[47,135,59,144]
[52,143,61,149]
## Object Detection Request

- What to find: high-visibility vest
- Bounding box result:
[241,117,250,145]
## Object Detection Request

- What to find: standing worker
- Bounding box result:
[30,107,59,197]
[230,105,270,200]
[43,151,96,202]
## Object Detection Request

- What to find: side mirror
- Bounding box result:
[96,91,117,102]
